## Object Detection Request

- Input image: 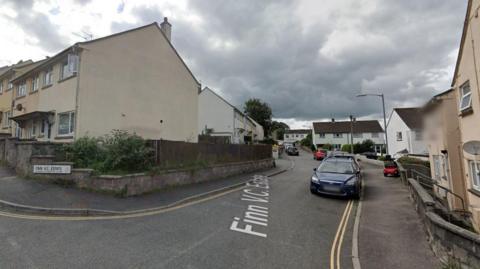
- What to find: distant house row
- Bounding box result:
[0,18,263,144]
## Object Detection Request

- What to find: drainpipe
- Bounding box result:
[73,45,81,141]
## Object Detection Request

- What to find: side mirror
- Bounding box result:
[357,158,361,162]
[313,168,317,172]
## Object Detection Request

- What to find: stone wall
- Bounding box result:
[32,158,274,196]
[408,177,480,268]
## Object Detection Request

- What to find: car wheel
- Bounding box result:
[384,173,387,177]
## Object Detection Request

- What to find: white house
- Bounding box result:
[312,120,385,152]
[284,129,311,143]
[198,87,260,143]
[386,107,427,157]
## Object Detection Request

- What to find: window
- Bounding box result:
[58,112,75,136]
[353,133,363,138]
[31,75,40,92]
[7,80,13,90]
[44,67,53,86]
[433,155,441,181]
[15,124,22,138]
[2,111,11,128]
[469,160,480,190]
[334,133,343,138]
[415,131,422,141]
[17,81,26,97]
[459,82,472,112]
[319,133,325,138]
[0,80,3,93]
[396,131,403,141]
[31,121,37,137]
[371,133,379,138]
[61,59,73,80]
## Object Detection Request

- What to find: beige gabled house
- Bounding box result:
[451,0,480,230]
[423,89,468,212]
[10,18,200,142]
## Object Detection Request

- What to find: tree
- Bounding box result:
[270,121,290,140]
[244,98,272,137]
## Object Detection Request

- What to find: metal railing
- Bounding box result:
[411,170,467,214]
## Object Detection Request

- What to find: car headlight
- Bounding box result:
[345,178,357,186]
[311,174,319,183]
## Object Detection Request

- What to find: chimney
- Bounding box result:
[160,17,172,42]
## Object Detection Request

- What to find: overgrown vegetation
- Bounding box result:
[397,156,430,168]
[339,140,375,154]
[63,130,153,174]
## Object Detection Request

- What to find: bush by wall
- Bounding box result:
[64,130,153,174]
[397,156,430,168]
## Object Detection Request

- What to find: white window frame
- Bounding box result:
[2,111,11,128]
[396,131,403,141]
[17,81,26,97]
[44,67,53,86]
[353,133,363,138]
[469,160,480,191]
[57,111,75,136]
[371,132,379,138]
[459,81,472,112]
[7,79,13,90]
[319,133,326,138]
[415,131,422,141]
[334,133,343,138]
[31,75,40,92]
[433,155,441,181]
[0,80,3,93]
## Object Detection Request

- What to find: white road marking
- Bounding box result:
[230,175,270,238]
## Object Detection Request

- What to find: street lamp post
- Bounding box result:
[356,93,389,155]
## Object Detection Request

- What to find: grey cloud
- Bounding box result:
[1,0,68,52]
[113,0,467,121]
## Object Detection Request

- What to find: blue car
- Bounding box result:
[310,158,361,199]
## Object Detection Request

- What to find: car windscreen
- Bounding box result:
[384,162,397,168]
[318,161,355,174]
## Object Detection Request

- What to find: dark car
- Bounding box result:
[384,161,400,177]
[310,158,361,199]
[286,147,299,156]
[362,152,378,160]
[313,149,327,160]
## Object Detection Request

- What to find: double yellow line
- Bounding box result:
[330,200,354,269]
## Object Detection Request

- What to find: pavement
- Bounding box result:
[0,158,290,212]
[358,159,441,269]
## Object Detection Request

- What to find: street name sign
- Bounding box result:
[33,165,71,174]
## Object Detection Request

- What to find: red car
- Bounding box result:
[313,149,327,160]
[384,162,400,177]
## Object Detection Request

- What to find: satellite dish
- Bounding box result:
[463,141,480,156]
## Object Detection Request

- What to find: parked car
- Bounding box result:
[384,161,400,177]
[310,158,362,199]
[286,147,299,156]
[313,149,327,160]
[362,152,378,160]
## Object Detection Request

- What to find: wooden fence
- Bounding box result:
[148,140,272,167]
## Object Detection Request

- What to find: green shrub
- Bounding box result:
[322,144,333,150]
[63,136,104,168]
[102,130,154,173]
[397,156,430,168]
[65,131,154,174]
[341,144,352,153]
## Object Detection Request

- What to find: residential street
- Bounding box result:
[0,152,357,269]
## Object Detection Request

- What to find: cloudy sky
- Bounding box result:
[0,0,468,128]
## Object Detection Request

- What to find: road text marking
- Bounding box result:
[230,175,270,238]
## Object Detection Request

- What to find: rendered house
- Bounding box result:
[386,107,427,157]
[424,89,467,212]
[198,87,261,144]
[451,0,480,230]
[0,60,38,137]
[284,129,311,143]
[9,18,200,142]
[312,120,385,151]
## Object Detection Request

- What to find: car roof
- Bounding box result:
[323,158,354,164]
